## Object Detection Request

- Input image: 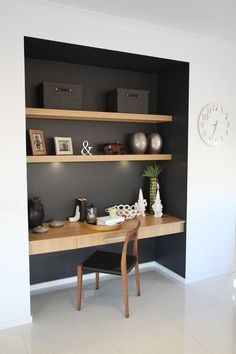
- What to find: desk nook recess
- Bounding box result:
[25,36,189,282]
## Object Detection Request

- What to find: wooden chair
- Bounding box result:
[77,221,141,318]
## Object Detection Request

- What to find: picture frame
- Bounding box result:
[29,129,47,155]
[54,136,73,155]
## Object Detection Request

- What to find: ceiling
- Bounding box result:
[39,0,236,43]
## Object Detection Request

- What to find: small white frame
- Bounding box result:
[54,136,73,155]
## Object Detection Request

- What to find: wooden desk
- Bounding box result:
[29,215,185,255]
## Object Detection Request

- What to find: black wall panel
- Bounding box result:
[155,64,189,277]
[25,59,158,113]
[27,160,154,221]
[155,234,186,276]
[30,238,156,284]
[25,37,189,283]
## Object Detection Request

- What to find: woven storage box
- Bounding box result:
[38,82,82,110]
[107,88,149,113]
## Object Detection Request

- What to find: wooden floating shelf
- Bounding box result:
[26,107,172,123]
[27,154,172,163]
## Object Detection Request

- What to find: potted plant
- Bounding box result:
[142,164,163,213]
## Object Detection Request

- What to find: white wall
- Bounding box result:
[0,4,31,330]
[187,51,236,281]
[0,0,235,329]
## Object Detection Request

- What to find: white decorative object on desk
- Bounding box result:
[69,205,80,222]
[81,140,93,155]
[113,204,137,219]
[97,215,125,226]
[135,188,147,216]
[152,183,163,217]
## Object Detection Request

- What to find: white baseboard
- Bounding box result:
[185,266,236,283]
[30,262,236,295]
[0,316,32,331]
[30,261,158,295]
[153,263,236,284]
[153,262,186,284]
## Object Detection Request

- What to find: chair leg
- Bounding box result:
[95,272,99,289]
[135,261,141,296]
[77,264,83,311]
[121,270,129,318]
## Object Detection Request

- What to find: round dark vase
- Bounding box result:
[28,197,45,228]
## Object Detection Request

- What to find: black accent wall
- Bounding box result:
[154,65,189,276]
[25,37,189,283]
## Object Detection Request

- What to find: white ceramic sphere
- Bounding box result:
[148,132,162,153]
[130,132,147,154]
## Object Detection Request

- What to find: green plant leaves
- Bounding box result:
[141,164,163,178]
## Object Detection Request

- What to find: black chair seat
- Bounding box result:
[82,250,137,275]
[77,222,141,318]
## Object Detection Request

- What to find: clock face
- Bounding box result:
[198,103,230,146]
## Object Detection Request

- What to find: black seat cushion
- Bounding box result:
[82,250,137,275]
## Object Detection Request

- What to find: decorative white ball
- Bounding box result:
[113,204,137,219]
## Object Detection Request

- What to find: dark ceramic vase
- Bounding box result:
[28,197,45,228]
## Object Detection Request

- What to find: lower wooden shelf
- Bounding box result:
[27,154,172,163]
[29,215,185,255]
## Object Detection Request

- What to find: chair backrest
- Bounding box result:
[121,221,141,269]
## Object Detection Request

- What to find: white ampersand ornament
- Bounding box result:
[81,140,93,155]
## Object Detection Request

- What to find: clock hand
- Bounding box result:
[212,120,218,138]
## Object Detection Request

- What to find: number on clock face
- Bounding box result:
[198,103,230,146]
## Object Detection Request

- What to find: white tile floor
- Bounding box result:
[0,269,236,354]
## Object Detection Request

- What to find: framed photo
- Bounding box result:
[54,136,73,155]
[29,129,47,155]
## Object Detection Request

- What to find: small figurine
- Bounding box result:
[135,188,147,216]
[152,183,163,217]
[69,205,80,222]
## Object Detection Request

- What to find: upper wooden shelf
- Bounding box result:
[26,108,172,123]
[27,154,172,163]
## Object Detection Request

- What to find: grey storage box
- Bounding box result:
[38,82,82,110]
[107,88,149,114]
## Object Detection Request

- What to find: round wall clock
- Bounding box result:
[198,103,230,146]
